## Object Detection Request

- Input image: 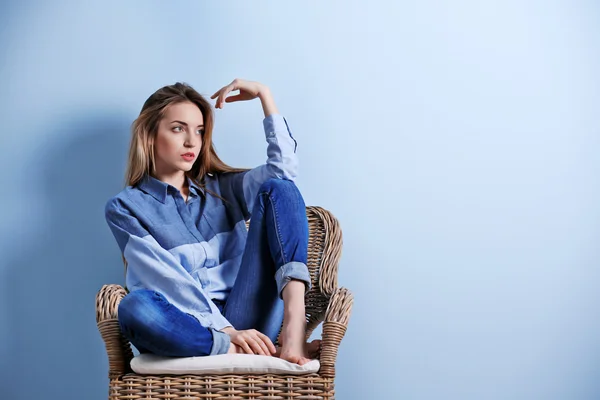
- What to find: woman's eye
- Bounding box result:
[173,126,183,132]
[196,129,205,135]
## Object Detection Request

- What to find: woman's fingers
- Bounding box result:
[233,330,276,356]
[210,86,225,100]
[210,81,233,99]
[223,93,244,103]
[210,86,227,108]
[245,336,267,355]
[225,328,278,356]
[248,329,273,355]
[219,86,232,108]
[212,81,236,108]
[237,339,253,355]
[254,334,272,355]
[215,90,226,108]
[211,79,264,109]
[256,331,276,354]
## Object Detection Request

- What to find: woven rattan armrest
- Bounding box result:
[95,284,134,378]
[318,287,354,377]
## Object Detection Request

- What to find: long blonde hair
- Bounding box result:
[124,82,250,200]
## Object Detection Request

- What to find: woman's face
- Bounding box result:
[154,101,204,175]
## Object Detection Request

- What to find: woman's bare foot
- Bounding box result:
[277,319,321,365]
[228,338,321,361]
[275,339,321,360]
[303,339,322,359]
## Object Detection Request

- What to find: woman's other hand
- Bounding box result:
[221,327,277,356]
[211,78,268,109]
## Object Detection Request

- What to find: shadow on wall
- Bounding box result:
[0,110,133,400]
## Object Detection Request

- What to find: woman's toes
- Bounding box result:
[298,356,312,366]
[303,339,322,358]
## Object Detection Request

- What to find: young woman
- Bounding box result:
[104,78,320,365]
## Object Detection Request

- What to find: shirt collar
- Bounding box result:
[137,174,205,204]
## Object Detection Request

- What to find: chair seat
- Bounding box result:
[131,353,321,375]
[96,206,351,398]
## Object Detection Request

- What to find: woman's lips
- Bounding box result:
[181,154,195,162]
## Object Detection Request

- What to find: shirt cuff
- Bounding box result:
[263,113,290,139]
[209,328,231,355]
[274,261,312,299]
[210,312,233,332]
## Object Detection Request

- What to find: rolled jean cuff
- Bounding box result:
[209,328,231,355]
[274,261,312,299]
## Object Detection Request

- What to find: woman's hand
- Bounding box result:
[211,78,268,109]
[221,327,277,356]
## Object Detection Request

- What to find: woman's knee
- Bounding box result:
[118,289,162,327]
[259,178,299,196]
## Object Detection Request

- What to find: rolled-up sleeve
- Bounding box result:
[219,113,299,219]
[104,198,232,355]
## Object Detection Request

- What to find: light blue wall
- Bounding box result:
[1,1,598,399]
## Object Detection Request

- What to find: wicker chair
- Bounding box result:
[95,205,354,399]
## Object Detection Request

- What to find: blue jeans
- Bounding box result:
[117,178,311,356]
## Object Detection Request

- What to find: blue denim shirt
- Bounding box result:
[104,114,304,354]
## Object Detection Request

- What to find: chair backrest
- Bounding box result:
[122,206,343,340]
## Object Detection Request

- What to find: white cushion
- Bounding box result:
[131,353,320,375]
